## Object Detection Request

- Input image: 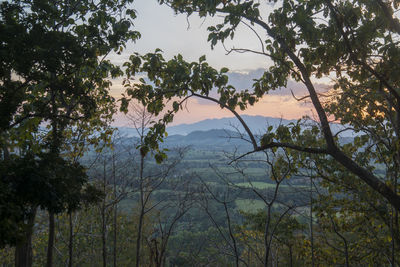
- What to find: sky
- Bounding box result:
[110,0,323,127]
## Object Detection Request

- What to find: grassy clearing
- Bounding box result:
[235,181,284,189]
[235,199,266,212]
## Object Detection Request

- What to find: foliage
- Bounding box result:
[0,0,139,247]
[121,0,400,210]
[310,155,400,265]
[168,228,233,266]
[237,210,305,266]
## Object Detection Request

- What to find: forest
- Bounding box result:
[1,0,400,266]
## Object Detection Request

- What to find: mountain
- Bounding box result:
[112,129,251,151]
[163,129,251,150]
[166,115,296,136]
[116,115,356,138]
[116,115,292,137]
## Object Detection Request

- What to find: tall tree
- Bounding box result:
[0,0,139,266]
[124,102,189,267]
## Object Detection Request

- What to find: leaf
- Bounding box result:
[220,67,229,73]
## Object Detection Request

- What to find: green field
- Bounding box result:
[235,181,283,189]
[235,199,266,212]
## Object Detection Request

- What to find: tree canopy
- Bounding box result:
[0,0,139,248]
[122,0,400,211]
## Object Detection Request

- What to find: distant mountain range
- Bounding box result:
[118,115,295,137]
[115,129,250,151]
[114,115,356,152]
[162,129,250,150]
[117,115,355,138]
[167,115,298,135]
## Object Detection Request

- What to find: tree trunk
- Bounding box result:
[113,153,117,267]
[46,89,57,267]
[102,160,107,267]
[46,212,55,267]
[135,206,144,267]
[135,154,145,267]
[15,209,36,267]
[391,171,398,267]
[264,204,272,267]
[310,177,315,267]
[102,207,107,267]
[68,212,73,267]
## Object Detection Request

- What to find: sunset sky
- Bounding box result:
[110,0,324,127]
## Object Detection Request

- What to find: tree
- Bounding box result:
[238,210,305,267]
[146,176,194,267]
[309,154,400,265]
[121,0,400,212]
[198,180,243,267]
[125,102,155,267]
[0,0,139,266]
[126,102,190,267]
[223,140,304,267]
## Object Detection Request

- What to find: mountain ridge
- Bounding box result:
[117,115,296,137]
[117,114,355,138]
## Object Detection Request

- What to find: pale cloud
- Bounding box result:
[116,0,272,71]
[109,78,124,98]
[224,68,330,96]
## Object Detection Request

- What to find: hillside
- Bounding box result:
[117,115,356,140]
[117,115,296,137]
